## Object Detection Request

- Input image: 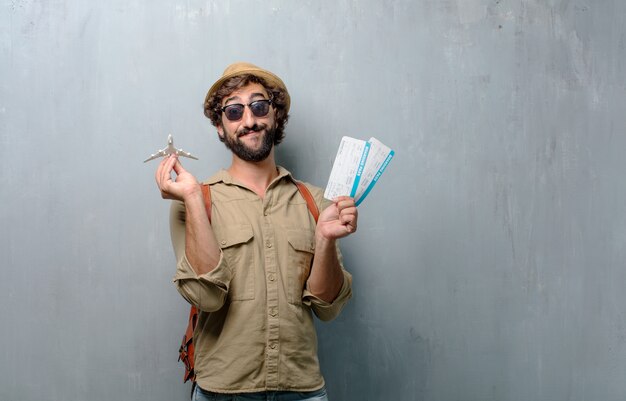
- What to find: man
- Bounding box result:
[155,62,357,401]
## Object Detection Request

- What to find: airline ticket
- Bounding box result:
[324,136,394,205]
[353,137,395,205]
[324,136,369,200]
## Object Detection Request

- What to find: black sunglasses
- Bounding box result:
[220,99,273,121]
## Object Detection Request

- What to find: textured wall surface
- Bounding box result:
[2,1,626,400]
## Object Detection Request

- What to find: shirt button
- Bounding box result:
[269,308,277,317]
[266,242,272,248]
[268,274,275,282]
[220,240,226,245]
[269,343,277,349]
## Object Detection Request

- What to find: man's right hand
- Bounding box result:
[155,155,201,202]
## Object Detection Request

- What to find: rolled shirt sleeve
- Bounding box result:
[303,268,352,321]
[169,200,232,312]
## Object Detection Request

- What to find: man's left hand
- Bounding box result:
[316,196,358,240]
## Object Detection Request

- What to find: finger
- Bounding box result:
[172,157,187,175]
[335,197,356,212]
[341,205,358,228]
[157,156,171,186]
[340,212,357,226]
[344,223,357,234]
[339,213,352,225]
[339,217,357,234]
[333,196,353,204]
[339,205,358,220]
[158,155,177,189]
[155,156,170,185]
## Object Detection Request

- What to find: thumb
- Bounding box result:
[172,157,186,174]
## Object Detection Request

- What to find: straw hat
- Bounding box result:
[205,62,290,113]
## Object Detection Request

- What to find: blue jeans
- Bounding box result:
[192,385,329,401]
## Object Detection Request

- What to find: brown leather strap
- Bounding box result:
[179,304,197,383]
[200,184,212,222]
[294,181,319,223]
[202,181,318,222]
[180,184,210,384]
[185,306,198,341]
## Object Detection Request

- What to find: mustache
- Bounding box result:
[237,124,266,137]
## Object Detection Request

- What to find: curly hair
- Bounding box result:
[204,74,290,145]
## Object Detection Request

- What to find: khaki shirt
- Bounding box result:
[170,167,352,393]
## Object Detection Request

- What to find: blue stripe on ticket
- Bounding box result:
[355,150,394,206]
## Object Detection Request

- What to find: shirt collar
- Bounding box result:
[204,165,295,187]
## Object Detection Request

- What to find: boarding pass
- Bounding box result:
[324,136,394,205]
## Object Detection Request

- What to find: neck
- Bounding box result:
[227,151,278,198]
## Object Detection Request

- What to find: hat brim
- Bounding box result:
[205,67,290,113]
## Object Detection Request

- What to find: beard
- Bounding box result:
[222,123,276,162]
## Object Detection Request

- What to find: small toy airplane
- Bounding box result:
[143,134,198,163]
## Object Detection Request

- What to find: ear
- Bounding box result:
[216,124,225,141]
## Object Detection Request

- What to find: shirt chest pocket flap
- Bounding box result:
[286,229,316,305]
[215,223,255,301]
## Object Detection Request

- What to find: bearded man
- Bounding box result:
[155,62,357,401]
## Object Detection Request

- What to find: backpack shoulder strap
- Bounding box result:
[200,183,212,222]
[201,181,319,223]
[294,181,319,223]
[179,183,211,384]
[179,306,197,383]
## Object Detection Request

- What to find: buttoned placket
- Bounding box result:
[262,190,280,387]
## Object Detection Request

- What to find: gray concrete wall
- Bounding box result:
[2,1,625,400]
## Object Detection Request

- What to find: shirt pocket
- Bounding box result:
[286,228,316,305]
[215,223,255,301]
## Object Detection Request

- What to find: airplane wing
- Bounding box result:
[143,148,168,163]
[175,149,198,160]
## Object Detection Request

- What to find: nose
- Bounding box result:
[242,104,256,128]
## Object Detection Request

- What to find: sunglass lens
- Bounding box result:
[224,105,244,121]
[250,101,270,117]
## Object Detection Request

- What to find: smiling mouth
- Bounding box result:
[238,129,262,138]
